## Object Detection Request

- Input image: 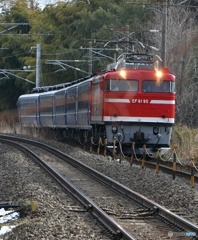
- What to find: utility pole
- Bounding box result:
[36,43,41,88]
[88,41,92,75]
[161,0,168,67]
[126,25,130,52]
[0,23,37,85]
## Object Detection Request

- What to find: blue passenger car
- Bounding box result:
[18,93,40,127]
[66,85,78,127]
[77,80,92,129]
[54,88,67,128]
[39,91,56,127]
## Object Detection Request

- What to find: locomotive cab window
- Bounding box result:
[142,80,175,93]
[105,79,138,92]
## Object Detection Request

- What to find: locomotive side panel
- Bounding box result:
[54,89,67,128]
[77,81,91,129]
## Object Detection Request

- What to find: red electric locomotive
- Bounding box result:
[18,53,175,156]
[90,53,175,155]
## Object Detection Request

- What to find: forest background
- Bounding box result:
[0,0,197,127]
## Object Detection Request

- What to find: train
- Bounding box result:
[18,53,176,156]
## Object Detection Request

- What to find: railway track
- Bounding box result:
[62,134,198,181]
[124,158,198,181]
[0,134,197,239]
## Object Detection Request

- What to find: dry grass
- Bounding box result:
[171,125,198,163]
[0,109,19,134]
[0,109,56,139]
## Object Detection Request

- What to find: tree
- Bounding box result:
[143,0,198,126]
[0,0,197,128]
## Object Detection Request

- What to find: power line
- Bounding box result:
[126,1,198,8]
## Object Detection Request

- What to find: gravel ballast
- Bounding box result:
[0,132,198,239]
[0,143,110,240]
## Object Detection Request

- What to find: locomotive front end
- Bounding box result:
[102,55,176,156]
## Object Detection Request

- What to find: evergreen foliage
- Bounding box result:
[0,0,197,126]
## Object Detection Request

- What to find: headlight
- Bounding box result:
[119,69,126,79]
[156,70,163,78]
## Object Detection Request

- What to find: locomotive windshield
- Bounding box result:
[105,79,138,92]
[142,80,175,93]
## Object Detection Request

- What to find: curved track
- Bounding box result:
[0,134,197,239]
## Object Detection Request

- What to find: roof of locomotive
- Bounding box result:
[106,53,156,71]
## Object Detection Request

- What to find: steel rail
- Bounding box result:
[0,134,198,235]
[132,159,198,181]
[0,137,136,240]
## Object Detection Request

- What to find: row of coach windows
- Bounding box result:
[105,79,175,93]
